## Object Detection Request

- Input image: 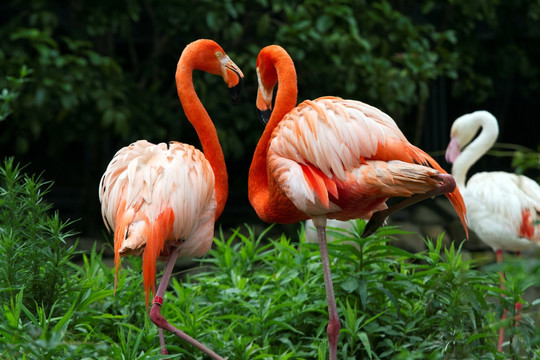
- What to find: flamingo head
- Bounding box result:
[255,44,297,124]
[445,111,488,163]
[255,53,278,124]
[184,39,244,105]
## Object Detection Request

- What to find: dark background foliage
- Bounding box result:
[1,0,539,240]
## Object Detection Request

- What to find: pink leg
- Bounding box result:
[514,251,523,325]
[495,249,524,351]
[498,310,507,352]
[362,174,456,237]
[316,225,340,360]
[158,328,167,355]
[496,249,506,352]
[149,247,224,360]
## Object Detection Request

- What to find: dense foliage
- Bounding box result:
[1,159,539,359]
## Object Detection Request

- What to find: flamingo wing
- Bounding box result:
[465,171,540,251]
[268,96,461,220]
[99,139,216,301]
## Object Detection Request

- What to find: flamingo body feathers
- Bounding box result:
[99,140,216,302]
[464,171,540,251]
[98,39,244,307]
[264,96,467,227]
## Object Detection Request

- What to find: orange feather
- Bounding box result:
[142,208,175,305]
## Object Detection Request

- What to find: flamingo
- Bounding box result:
[248,45,468,360]
[98,39,243,359]
[445,110,540,351]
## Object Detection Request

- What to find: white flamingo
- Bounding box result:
[445,110,540,351]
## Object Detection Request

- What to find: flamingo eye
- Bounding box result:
[215,51,224,59]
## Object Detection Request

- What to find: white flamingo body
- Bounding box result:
[461,171,540,251]
[446,110,540,352]
[446,110,540,252]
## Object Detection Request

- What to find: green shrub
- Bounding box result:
[0,158,78,313]
[1,158,538,358]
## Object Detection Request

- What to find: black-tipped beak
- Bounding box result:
[257,108,272,125]
[228,72,243,106]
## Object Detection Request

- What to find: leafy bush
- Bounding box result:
[512,147,540,181]
[1,159,538,358]
[0,158,78,313]
[0,65,32,122]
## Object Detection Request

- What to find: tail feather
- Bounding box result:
[445,186,469,239]
[142,208,175,305]
[113,200,130,291]
[113,204,176,306]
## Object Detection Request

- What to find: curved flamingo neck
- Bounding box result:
[176,52,228,219]
[452,112,498,189]
[248,48,299,221]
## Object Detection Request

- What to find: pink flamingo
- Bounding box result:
[249,45,468,360]
[99,39,243,359]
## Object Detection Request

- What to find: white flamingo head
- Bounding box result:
[446,111,498,164]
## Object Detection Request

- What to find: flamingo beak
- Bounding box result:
[229,75,243,106]
[445,137,460,164]
[256,67,274,125]
[219,55,244,106]
[257,107,272,125]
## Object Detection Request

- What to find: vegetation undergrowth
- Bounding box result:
[1,158,539,359]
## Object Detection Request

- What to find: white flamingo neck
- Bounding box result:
[452,111,498,188]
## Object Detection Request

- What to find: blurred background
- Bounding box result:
[1,0,539,244]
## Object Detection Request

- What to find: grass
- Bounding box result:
[1,157,539,359]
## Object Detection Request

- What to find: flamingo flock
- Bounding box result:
[98,40,538,358]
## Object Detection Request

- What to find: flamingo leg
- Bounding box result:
[157,328,167,355]
[316,224,340,360]
[514,251,522,325]
[496,249,506,352]
[149,247,224,360]
[362,174,456,237]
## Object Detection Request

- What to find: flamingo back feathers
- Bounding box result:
[268,97,467,232]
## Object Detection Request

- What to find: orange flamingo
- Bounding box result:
[248,45,467,359]
[99,39,243,359]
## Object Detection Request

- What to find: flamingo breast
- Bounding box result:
[99,139,216,258]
